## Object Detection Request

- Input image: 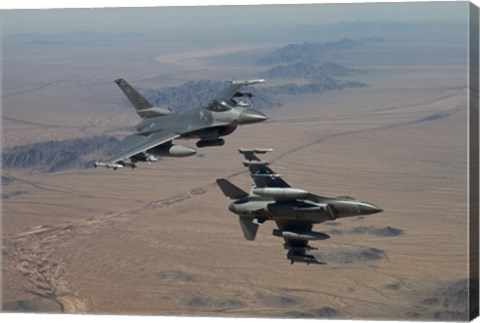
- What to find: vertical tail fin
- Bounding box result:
[114,78,153,114]
[239,217,259,240]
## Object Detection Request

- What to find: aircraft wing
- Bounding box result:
[206,79,265,110]
[275,220,326,265]
[95,130,180,168]
[245,162,291,188]
[239,148,290,188]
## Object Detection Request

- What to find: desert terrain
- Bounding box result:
[1,14,475,320]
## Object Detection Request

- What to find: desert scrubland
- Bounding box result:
[1,14,474,320]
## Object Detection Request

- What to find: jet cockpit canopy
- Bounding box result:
[203,99,233,112]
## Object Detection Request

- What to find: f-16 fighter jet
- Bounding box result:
[216,148,383,265]
[95,79,267,169]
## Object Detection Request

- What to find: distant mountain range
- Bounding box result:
[261,61,363,80]
[260,80,366,97]
[257,38,365,65]
[137,75,365,113]
[2,136,118,173]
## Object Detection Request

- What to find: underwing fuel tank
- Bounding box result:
[147,144,197,157]
[252,187,309,199]
[272,229,330,241]
[196,138,225,148]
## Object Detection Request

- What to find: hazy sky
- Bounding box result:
[2,2,470,35]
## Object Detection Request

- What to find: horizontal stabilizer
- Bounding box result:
[135,107,173,118]
[216,179,248,199]
[239,217,259,240]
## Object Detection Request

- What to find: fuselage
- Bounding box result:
[136,105,267,141]
[228,194,382,224]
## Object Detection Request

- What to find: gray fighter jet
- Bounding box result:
[95,79,267,169]
[216,148,383,265]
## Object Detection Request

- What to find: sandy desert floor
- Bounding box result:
[1,38,473,320]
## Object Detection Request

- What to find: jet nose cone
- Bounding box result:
[358,203,383,215]
[238,108,268,125]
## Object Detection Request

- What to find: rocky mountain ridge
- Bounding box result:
[257,38,364,65]
[2,136,118,173]
[261,61,362,80]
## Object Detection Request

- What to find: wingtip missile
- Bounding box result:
[94,161,124,170]
[242,160,270,167]
[229,79,266,86]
